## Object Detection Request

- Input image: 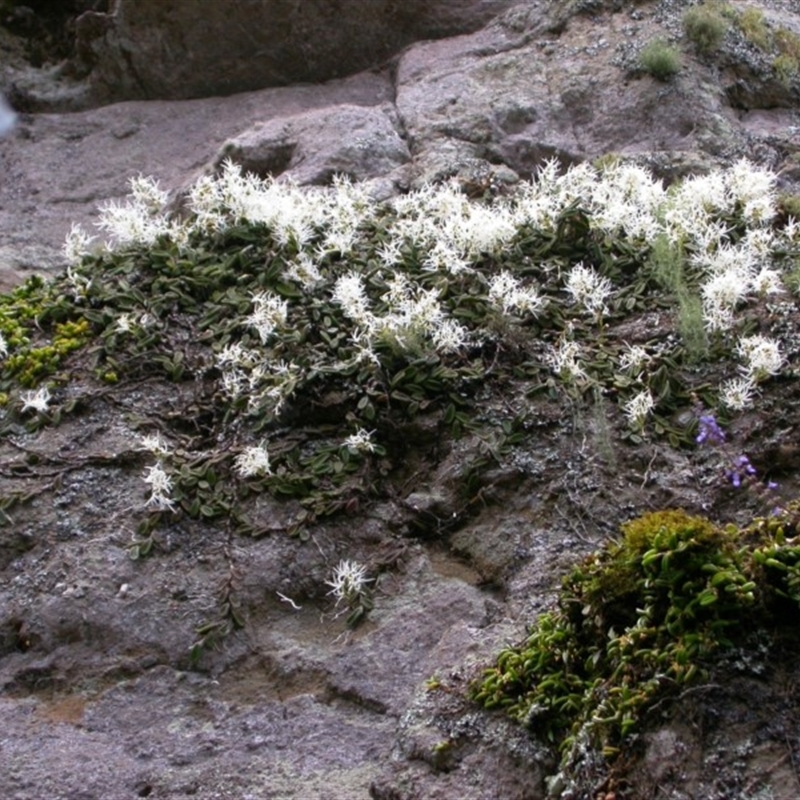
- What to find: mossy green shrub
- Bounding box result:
[772,26,800,87]
[639,39,683,81]
[734,5,800,84]
[736,7,771,52]
[774,53,799,87]
[683,3,729,55]
[471,507,800,773]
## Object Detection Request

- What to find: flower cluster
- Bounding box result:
[326,559,372,607]
[96,175,171,248]
[245,291,289,344]
[694,409,781,512]
[56,154,796,451]
[140,431,171,456]
[623,389,655,430]
[343,428,376,454]
[234,443,272,478]
[142,462,175,512]
[716,335,783,412]
[488,271,547,317]
[546,339,587,383]
[63,223,95,266]
[737,334,783,382]
[216,345,300,418]
[565,263,614,318]
[332,271,468,356]
[20,386,51,414]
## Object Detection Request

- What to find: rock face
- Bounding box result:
[0,0,800,270]
[74,0,516,105]
[2,2,800,799]
[0,69,395,272]
[3,0,800,275]
[216,103,411,185]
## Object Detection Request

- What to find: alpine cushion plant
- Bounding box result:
[0,156,796,527]
[0,154,798,655]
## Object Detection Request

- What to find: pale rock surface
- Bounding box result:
[215,103,411,186]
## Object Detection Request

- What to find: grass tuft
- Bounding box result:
[639,39,682,81]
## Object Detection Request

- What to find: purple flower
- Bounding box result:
[696,414,726,446]
[726,455,757,488]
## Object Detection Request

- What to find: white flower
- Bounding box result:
[216,342,254,368]
[20,386,51,414]
[143,463,175,512]
[234,443,272,477]
[488,271,546,317]
[783,216,800,244]
[139,432,171,456]
[333,272,372,325]
[376,239,403,268]
[64,264,89,298]
[245,291,288,344]
[700,268,749,311]
[701,301,735,333]
[546,339,587,382]
[63,223,95,265]
[114,313,136,334]
[565,263,613,316]
[96,198,168,247]
[738,335,783,382]
[129,175,168,213]
[431,318,469,352]
[623,389,654,429]
[221,368,245,399]
[343,429,376,453]
[719,377,757,411]
[283,252,323,288]
[618,344,650,375]
[351,330,380,367]
[372,277,464,354]
[326,559,371,606]
[423,240,471,275]
[750,267,783,298]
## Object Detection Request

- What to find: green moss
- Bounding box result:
[3,316,92,387]
[0,277,94,387]
[639,39,683,81]
[471,506,800,769]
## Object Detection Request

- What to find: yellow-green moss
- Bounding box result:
[4,318,92,386]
